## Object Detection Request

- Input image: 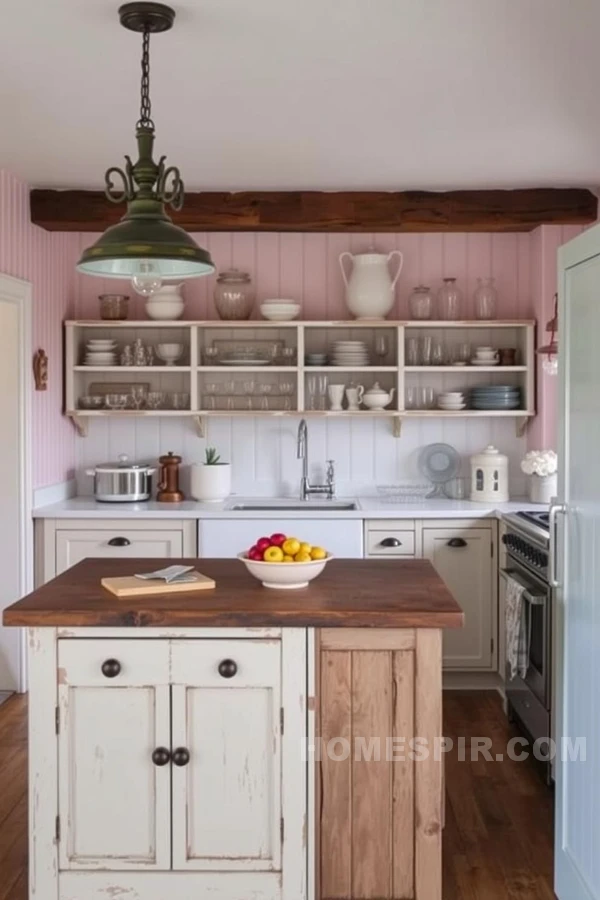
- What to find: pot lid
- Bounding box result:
[94,453,153,473]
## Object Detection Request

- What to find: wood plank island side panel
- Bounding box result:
[320,650,353,899]
[392,651,415,900]
[30,188,598,233]
[351,651,393,900]
[2,558,465,629]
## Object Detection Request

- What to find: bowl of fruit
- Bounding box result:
[238,533,332,589]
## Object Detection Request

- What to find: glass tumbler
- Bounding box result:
[406,338,420,366]
[405,386,417,409]
[418,386,435,409]
[420,336,433,366]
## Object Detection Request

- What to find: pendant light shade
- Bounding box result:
[76,3,214,291]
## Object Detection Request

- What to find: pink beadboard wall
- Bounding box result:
[73,231,536,320]
[0,170,79,489]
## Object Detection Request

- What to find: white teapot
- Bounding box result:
[339,250,403,319]
[362,382,396,410]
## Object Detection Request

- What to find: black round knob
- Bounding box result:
[172,747,190,767]
[218,659,238,678]
[151,747,171,766]
[101,659,121,678]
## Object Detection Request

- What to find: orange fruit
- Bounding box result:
[282,537,300,556]
[263,546,284,563]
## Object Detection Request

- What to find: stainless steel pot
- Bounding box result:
[86,455,156,502]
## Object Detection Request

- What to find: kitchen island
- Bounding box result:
[4,557,462,900]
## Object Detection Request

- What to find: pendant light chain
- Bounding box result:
[137,29,154,131]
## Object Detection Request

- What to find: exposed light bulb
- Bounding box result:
[542,356,558,376]
[131,260,162,297]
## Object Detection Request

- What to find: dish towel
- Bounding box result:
[505,575,530,680]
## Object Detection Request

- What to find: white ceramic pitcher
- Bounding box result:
[339,250,403,319]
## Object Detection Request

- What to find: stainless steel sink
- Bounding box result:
[226,499,359,512]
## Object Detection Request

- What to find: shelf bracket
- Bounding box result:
[392,417,402,438]
[516,417,531,438]
[193,415,207,439]
[68,414,88,438]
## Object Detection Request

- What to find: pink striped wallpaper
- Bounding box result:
[0,170,79,489]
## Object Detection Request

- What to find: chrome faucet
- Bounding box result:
[297,419,335,501]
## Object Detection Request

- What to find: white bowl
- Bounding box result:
[237,552,333,589]
[156,343,184,363]
[262,298,298,305]
[439,392,464,400]
[261,306,301,321]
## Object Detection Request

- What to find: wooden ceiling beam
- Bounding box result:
[30,187,597,233]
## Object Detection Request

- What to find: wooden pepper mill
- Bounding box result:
[157,452,184,503]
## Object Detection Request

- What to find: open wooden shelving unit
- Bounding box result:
[65,319,536,438]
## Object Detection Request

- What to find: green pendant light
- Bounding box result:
[77,2,214,295]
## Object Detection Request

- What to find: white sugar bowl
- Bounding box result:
[362,382,396,410]
[470,445,509,502]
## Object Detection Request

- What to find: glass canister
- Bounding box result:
[408,285,433,320]
[474,276,498,320]
[99,294,129,320]
[213,268,255,320]
[437,277,462,320]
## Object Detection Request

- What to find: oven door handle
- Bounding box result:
[500,568,547,606]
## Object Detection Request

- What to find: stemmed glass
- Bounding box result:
[317,375,328,410]
[374,335,389,363]
[307,375,317,410]
[258,384,273,410]
[279,381,295,411]
[130,385,147,409]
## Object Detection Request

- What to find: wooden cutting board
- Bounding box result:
[101,572,216,598]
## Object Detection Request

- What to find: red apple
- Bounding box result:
[248,546,263,561]
[256,537,272,552]
[270,533,287,547]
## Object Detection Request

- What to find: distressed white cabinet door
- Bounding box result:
[422,527,494,669]
[57,639,171,870]
[171,640,282,872]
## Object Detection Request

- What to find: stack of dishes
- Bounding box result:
[260,299,301,321]
[219,347,270,366]
[331,341,370,367]
[84,339,117,366]
[438,391,466,411]
[471,385,521,410]
[305,352,328,366]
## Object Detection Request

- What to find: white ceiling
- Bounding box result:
[2,0,600,191]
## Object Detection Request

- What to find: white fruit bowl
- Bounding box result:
[237,552,333,589]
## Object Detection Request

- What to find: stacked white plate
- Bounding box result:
[331,340,370,367]
[84,339,117,366]
[438,391,466,410]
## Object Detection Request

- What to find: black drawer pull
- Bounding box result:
[447,537,467,548]
[172,747,190,767]
[380,537,402,548]
[101,658,121,678]
[218,659,238,678]
[152,747,171,766]
[108,536,131,547]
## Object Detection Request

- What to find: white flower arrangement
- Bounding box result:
[520,450,558,477]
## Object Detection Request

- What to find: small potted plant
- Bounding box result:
[520,450,558,503]
[191,447,231,502]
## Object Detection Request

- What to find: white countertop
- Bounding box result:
[32,496,546,521]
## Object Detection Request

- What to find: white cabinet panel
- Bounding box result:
[422,527,494,670]
[171,640,281,871]
[58,639,171,870]
[198,518,363,558]
[56,529,183,574]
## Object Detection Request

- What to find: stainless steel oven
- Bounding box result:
[501,511,553,756]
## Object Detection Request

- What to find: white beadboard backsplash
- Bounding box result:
[75,416,527,499]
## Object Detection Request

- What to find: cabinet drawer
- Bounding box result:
[366,528,415,556]
[56,528,184,574]
[58,639,170,686]
[171,639,280,688]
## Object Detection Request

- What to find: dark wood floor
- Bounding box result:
[0,690,554,899]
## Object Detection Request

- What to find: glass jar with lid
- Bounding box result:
[213,269,255,320]
[437,277,463,320]
[473,276,498,320]
[408,285,433,320]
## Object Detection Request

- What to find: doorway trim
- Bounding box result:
[0,273,33,692]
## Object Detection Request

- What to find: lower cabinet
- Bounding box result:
[198,518,363,558]
[422,525,495,670]
[55,632,306,899]
[316,628,443,900]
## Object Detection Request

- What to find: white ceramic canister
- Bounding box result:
[528,473,557,504]
[190,462,232,502]
[339,251,403,319]
[470,445,509,502]
[145,284,185,320]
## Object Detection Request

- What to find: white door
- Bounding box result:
[0,275,31,692]
[170,639,282,872]
[555,227,600,900]
[422,527,494,669]
[57,640,171,870]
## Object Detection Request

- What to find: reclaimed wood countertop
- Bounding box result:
[3,558,464,629]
